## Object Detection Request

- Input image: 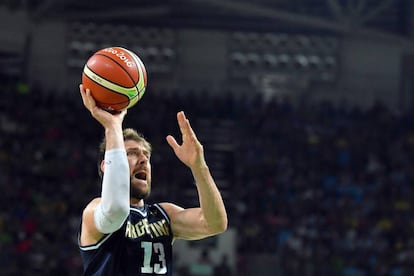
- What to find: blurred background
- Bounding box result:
[2,0,414,275]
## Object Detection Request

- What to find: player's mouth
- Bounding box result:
[133,170,147,182]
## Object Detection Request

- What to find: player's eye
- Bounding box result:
[127,151,138,157]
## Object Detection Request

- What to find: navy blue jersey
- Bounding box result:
[79,203,173,276]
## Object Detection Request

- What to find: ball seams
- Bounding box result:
[84,74,138,107]
[93,53,138,89]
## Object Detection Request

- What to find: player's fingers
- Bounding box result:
[79,84,85,94]
[185,118,197,139]
[166,135,180,150]
[177,111,187,134]
[79,84,88,105]
[177,111,197,140]
[84,89,97,109]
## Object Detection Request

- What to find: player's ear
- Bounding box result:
[100,160,105,175]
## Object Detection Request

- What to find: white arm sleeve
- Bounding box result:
[94,148,130,234]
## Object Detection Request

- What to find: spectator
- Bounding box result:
[3,80,414,275]
[214,254,232,276]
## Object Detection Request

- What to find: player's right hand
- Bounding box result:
[79,84,127,129]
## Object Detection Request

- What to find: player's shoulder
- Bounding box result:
[87,197,102,206]
[157,202,184,218]
[83,197,101,214]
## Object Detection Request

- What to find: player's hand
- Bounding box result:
[79,84,127,129]
[166,111,208,170]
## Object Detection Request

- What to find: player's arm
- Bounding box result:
[79,85,130,245]
[160,166,227,240]
[163,111,227,240]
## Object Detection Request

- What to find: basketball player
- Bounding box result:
[77,85,228,275]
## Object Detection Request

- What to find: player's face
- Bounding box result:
[125,140,152,200]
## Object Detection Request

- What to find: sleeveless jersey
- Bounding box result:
[79,203,173,276]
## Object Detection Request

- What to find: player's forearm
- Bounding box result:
[95,143,130,233]
[192,166,228,234]
[101,125,129,213]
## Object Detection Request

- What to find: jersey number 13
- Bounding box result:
[141,241,167,274]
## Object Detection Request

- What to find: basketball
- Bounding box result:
[82,46,147,111]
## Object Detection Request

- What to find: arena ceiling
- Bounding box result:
[3,0,413,38]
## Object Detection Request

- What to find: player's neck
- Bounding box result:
[130,198,144,207]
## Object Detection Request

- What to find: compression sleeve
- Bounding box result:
[94,148,130,234]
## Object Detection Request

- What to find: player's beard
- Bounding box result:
[130,179,151,200]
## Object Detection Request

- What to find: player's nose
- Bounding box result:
[138,153,148,165]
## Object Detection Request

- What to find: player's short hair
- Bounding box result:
[97,128,152,178]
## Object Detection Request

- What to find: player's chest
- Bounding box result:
[124,215,171,242]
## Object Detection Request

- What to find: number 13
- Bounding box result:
[141,241,167,274]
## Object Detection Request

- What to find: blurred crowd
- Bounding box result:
[2,78,414,275]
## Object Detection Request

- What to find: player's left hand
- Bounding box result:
[166,111,207,170]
